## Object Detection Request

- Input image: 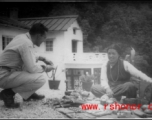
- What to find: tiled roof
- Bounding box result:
[19,15,78,31]
[0,16,30,30]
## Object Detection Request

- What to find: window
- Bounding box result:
[2,36,13,50]
[46,39,53,51]
[73,27,79,35]
[72,40,77,53]
[73,28,76,34]
[65,68,91,90]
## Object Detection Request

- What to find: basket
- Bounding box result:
[48,80,60,90]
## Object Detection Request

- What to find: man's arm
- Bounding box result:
[38,56,54,65]
[18,43,45,73]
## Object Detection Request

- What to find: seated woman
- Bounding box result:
[91,43,152,101]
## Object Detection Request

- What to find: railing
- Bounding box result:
[64,53,108,63]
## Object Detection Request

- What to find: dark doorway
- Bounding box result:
[72,40,77,53]
[66,68,91,90]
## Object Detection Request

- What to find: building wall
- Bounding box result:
[0,25,67,93]
[0,23,105,94]
[65,63,103,74]
[36,21,84,92]
[0,26,27,54]
[64,21,83,55]
[63,21,107,80]
[0,23,104,95]
[34,31,67,91]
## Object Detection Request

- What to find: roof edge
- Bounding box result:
[19,15,79,21]
[0,23,29,30]
[0,16,30,29]
[48,30,67,32]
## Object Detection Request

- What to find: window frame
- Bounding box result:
[2,35,13,50]
[73,27,79,35]
[73,28,76,35]
[45,38,54,52]
[72,40,77,53]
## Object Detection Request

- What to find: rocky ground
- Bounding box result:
[0,90,68,119]
[0,89,142,119]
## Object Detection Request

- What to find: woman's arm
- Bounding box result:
[124,60,152,83]
[100,61,113,97]
[100,61,111,90]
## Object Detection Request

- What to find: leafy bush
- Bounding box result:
[133,54,150,76]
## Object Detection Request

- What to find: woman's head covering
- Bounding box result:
[107,43,122,56]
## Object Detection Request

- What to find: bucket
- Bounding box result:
[48,80,60,90]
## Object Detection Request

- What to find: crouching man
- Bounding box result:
[0,23,55,108]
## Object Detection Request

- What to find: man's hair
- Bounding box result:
[29,23,48,36]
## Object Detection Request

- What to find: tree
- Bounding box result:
[47,2,152,75]
[48,3,79,16]
[97,3,152,75]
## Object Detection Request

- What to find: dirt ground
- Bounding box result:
[0,90,142,119]
[0,90,68,119]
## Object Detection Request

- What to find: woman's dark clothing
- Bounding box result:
[91,82,137,99]
[91,59,137,99]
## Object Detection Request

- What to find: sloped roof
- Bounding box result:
[19,15,78,31]
[0,16,30,30]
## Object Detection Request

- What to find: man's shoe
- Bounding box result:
[0,92,2,100]
[23,93,45,101]
[0,90,20,108]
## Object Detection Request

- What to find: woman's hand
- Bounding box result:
[106,88,113,98]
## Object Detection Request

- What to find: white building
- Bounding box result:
[0,14,108,92]
[19,15,108,91]
[0,16,29,54]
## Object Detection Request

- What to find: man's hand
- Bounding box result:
[39,56,54,65]
[106,88,113,98]
[44,59,54,66]
[41,65,55,72]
